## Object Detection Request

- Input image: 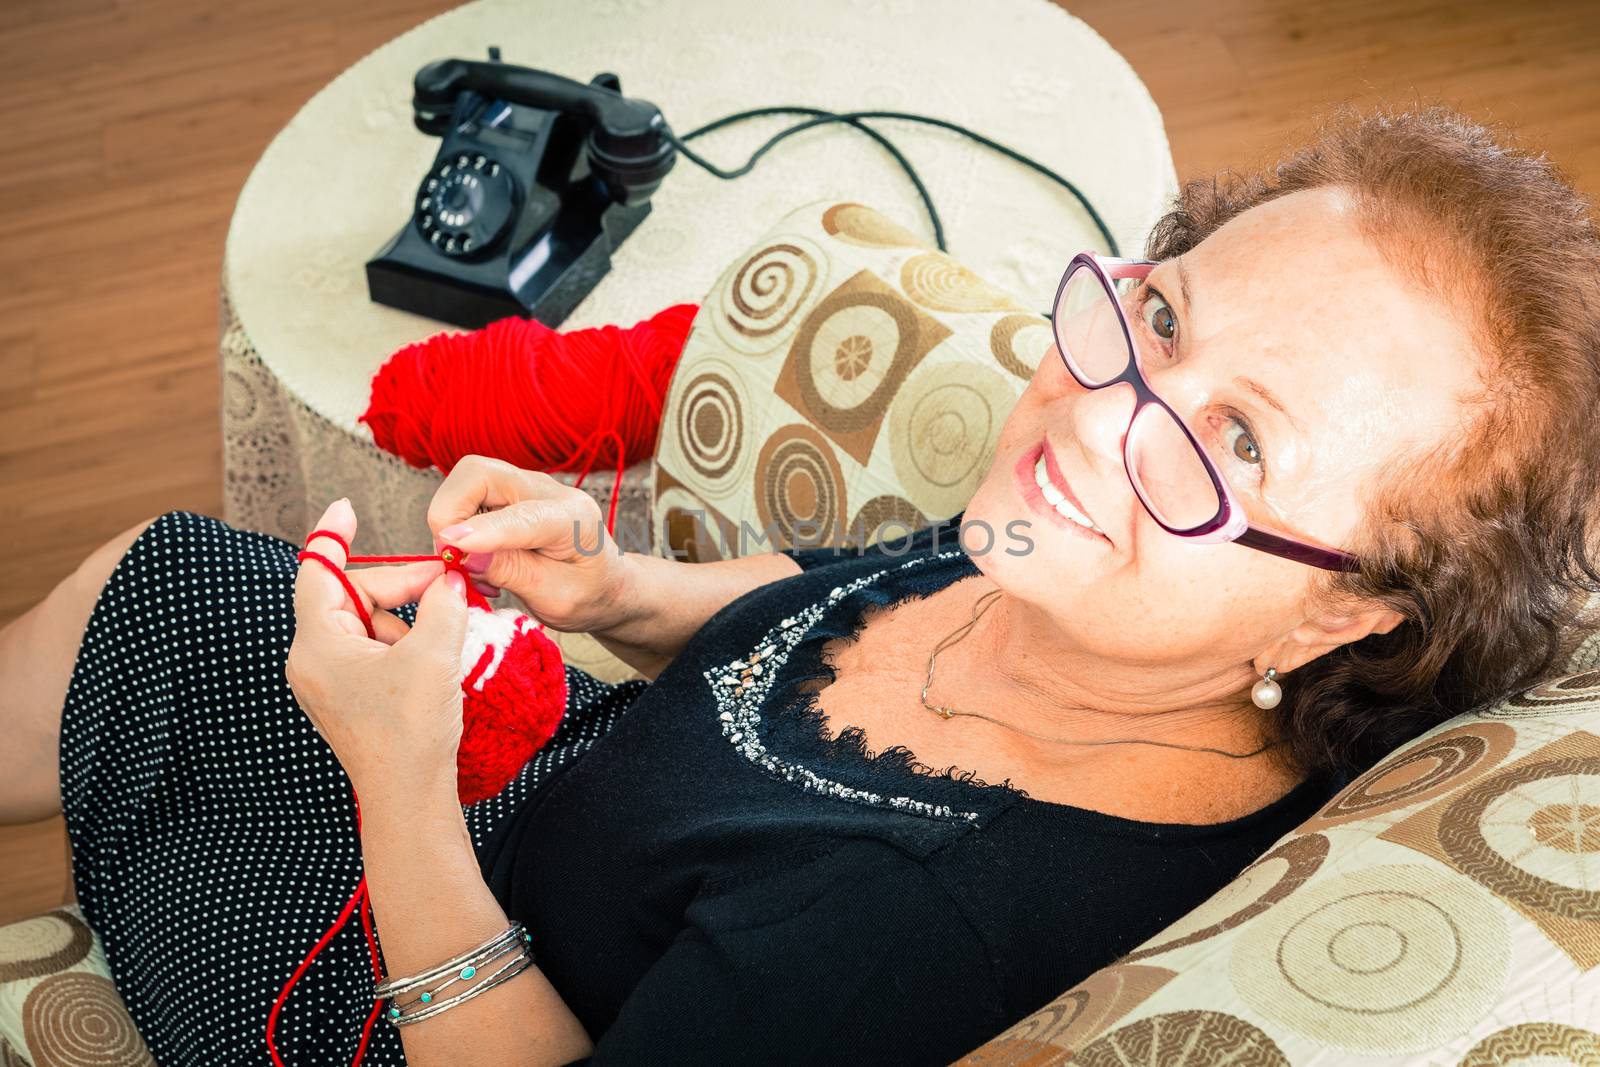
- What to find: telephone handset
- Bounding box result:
[366,48,678,329]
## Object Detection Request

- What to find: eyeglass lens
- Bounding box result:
[1055,266,1232,532]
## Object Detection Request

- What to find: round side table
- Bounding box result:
[220,0,1176,680]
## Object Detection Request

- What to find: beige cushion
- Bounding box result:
[0,904,153,1066]
[652,199,1054,560]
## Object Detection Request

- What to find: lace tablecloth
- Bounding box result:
[219,0,1177,680]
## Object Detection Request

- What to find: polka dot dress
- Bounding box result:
[57,510,648,1066]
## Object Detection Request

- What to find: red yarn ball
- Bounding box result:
[358,304,698,478]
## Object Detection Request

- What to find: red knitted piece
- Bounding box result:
[455,602,568,805]
[295,532,569,806]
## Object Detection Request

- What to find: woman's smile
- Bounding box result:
[1014,439,1112,545]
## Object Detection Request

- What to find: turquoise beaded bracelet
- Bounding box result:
[374,921,534,1017]
[385,941,535,1026]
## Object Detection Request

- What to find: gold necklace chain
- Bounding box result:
[919,587,1285,760]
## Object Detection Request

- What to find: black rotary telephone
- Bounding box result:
[366,48,677,329]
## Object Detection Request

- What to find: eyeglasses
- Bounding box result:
[1051,252,1361,573]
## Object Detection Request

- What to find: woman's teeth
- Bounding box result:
[1034,456,1105,536]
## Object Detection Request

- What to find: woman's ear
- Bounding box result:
[1321,602,1407,638]
[1367,607,1406,635]
[1269,605,1407,675]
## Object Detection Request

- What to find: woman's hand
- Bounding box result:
[287,497,469,798]
[427,454,636,635]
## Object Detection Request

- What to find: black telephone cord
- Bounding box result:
[661,106,1120,259]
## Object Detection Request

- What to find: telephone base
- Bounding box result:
[366,199,651,331]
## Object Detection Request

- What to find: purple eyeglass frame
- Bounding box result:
[1052,252,1362,573]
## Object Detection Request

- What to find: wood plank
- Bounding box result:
[0,819,69,920]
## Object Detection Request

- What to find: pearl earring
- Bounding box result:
[1251,667,1282,710]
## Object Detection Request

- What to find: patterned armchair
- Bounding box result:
[5,200,1599,1065]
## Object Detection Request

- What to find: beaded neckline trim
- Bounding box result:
[701,549,983,823]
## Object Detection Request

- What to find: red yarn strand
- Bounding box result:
[312,530,351,555]
[270,530,506,1064]
[265,787,382,1067]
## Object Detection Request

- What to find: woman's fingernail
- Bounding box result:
[462,552,491,574]
[439,522,474,540]
[471,578,502,598]
[446,571,466,594]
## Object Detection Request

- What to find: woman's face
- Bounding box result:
[964,186,1484,679]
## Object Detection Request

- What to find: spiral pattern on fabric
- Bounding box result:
[23,973,153,1066]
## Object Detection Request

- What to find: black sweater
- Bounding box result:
[474,514,1340,1065]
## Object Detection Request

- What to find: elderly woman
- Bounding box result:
[5,107,1600,1066]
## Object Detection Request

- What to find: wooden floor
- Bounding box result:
[2,0,1597,926]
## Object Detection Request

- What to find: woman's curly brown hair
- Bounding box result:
[1146,105,1600,778]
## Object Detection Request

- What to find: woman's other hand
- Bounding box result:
[287,497,468,798]
[427,454,635,634]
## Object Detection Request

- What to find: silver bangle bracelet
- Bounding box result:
[383,937,527,1018]
[387,943,535,1027]
[374,921,531,1000]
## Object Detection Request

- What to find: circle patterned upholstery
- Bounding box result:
[653,199,1055,561]
[962,661,1600,1065]
[0,906,154,1065]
